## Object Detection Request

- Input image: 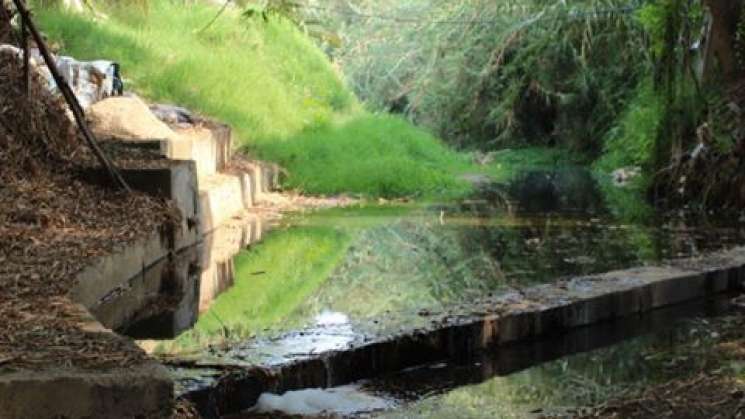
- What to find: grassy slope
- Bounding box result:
[37,1,469,198]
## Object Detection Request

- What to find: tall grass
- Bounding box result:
[595,80,663,173]
[326,0,648,153]
[259,114,471,197]
[36,0,469,198]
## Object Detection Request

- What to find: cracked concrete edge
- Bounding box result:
[0,304,174,419]
[0,362,173,419]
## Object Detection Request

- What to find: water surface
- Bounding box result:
[134,169,745,369]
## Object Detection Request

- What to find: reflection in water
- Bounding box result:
[224,310,357,366]
[124,169,745,366]
[104,216,267,341]
[219,297,733,418]
[368,298,733,418]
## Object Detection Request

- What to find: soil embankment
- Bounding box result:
[0,33,177,418]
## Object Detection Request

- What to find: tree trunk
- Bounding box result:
[703,0,743,81]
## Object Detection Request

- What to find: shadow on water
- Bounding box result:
[469,168,605,215]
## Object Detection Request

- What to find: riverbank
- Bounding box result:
[37,1,471,199]
[0,43,179,416]
[0,28,359,416]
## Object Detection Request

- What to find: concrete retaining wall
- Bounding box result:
[4,106,284,418]
[0,302,174,419]
[5,159,205,419]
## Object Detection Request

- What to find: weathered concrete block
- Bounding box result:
[202,120,233,171]
[120,161,201,249]
[71,232,163,309]
[198,173,246,233]
[240,172,255,208]
[174,126,217,178]
[0,363,173,419]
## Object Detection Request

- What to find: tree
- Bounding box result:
[703,0,743,81]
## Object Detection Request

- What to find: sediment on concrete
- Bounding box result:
[0,363,173,419]
[0,300,175,419]
[182,246,745,417]
[0,157,206,419]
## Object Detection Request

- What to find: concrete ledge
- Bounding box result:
[85,160,201,250]
[0,363,172,419]
[119,161,201,248]
[0,302,174,419]
[182,246,745,416]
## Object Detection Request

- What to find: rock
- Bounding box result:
[87,96,179,141]
[611,166,641,187]
[472,151,497,166]
[149,103,196,126]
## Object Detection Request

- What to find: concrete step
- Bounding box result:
[197,161,284,234]
[169,121,232,179]
[90,96,286,233]
[89,97,233,181]
[0,302,173,419]
[198,173,253,234]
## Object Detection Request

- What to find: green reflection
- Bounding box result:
[146,172,741,358]
[151,225,353,356]
[378,332,683,418]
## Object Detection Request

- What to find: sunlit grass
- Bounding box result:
[36,1,471,198]
[258,114,472,198]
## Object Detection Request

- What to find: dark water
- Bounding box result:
[102,168,745,414]
[121,169,745,357]
[228,296,738,418]
[364,297,735,419]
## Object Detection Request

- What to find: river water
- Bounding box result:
[123,168,745,417]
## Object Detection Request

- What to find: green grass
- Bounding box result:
[594,80,662,174]
[259,114,471,197]
[591,80,658,223]
[36,0,470,198]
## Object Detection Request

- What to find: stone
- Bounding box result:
[611,166,641,187]
[87,96,179,142]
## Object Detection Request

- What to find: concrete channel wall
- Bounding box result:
[183,247,745,417]
[0,117,283,418]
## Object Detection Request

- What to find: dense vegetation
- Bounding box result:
[300,0,647,154]
[35,0,745,208]
[323,0,743,209]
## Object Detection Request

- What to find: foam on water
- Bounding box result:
[252,385,393,416]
